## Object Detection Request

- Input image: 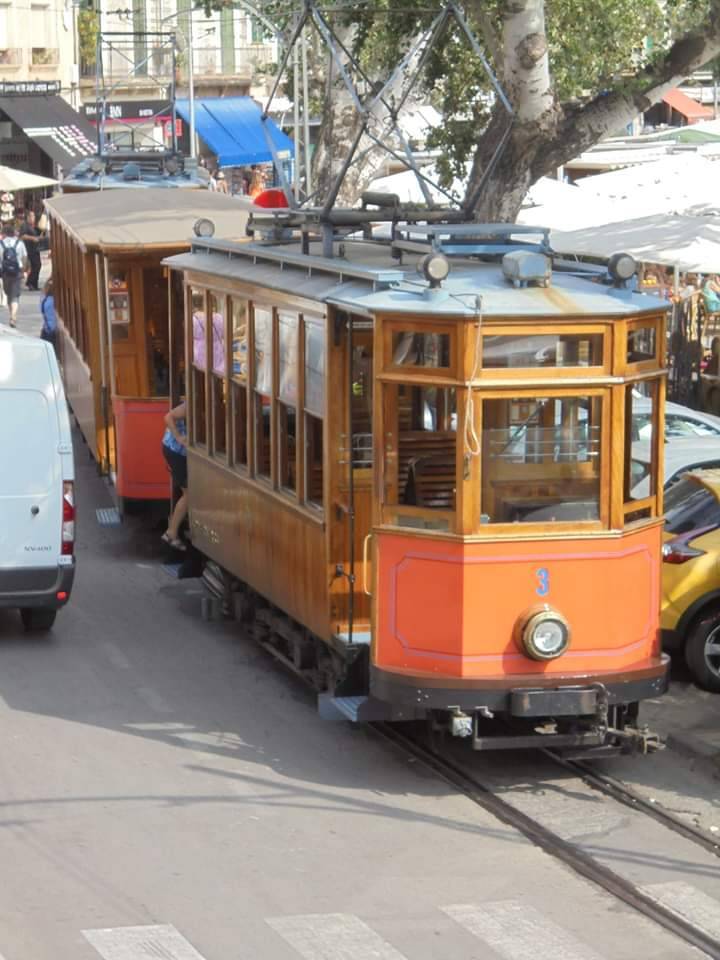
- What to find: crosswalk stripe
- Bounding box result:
[443,901,604,960]
[82,924,207,960]
[642,882,720,941]
[266,913,408,960]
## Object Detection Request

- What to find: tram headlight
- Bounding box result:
[193,218,215,239]
[419,252,450,288]
[521,609,571,661]
[608,252,638,283]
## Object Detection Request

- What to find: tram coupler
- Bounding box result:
[607,725,665,755]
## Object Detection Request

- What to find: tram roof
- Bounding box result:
[44,190,251,254]
[164,237,668,318]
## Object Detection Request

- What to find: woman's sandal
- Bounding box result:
[161,531,186,551]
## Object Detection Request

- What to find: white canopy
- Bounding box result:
[0,165,56,192]
[550,213,720,273]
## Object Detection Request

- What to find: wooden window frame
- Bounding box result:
[252,303,274,485]
[479,323,610,379]
[229,295,251,473]
[476,386,610,536]
[187,285,209,450]
[276,309,301,500]
[382,318,459,380]
[208,290,229,462]
[621,315,664,375]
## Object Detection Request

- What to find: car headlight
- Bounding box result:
[522,609,571,661]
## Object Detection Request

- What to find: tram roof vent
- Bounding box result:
[502,251,552,289]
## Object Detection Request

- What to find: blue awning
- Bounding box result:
[176,96,294,168]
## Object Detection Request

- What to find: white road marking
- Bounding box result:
[267,913,408,960]
[642,882,720,941]
[82,924,206,960]
[443,901,604,960]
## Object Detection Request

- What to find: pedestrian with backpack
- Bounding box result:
[0,222,27,328]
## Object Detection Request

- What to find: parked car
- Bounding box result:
[661,470,720,691]
[0,330,75,631]
[631,437,720,499]
[633,397,720,441]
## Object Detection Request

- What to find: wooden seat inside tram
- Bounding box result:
[399,433,456,508]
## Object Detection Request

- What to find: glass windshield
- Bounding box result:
[665,479,720,534]
[481,395,602,523]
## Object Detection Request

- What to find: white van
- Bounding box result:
[0,329,75,631]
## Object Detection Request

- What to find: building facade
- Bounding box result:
[0,0,78,102]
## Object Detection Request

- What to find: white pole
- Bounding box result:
[301,28,311,196]
[188,12,196,159]
[292,27,300,201]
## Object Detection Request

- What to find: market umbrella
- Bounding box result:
[0,165,57,192]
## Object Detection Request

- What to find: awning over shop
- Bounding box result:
[176,96,294,167]
[0,95,96,167]
[662,88,714,122]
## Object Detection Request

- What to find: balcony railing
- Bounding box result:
[0,49,22,67]
[31,47,59,67]
[81,43,276,84]
[191,45,275,77]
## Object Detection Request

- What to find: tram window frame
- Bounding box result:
[229,296,250,471]
[622,380,661,523]
[480,325,608,376]
[383,320,458,378]
[253,304,273,482]
[277,310,300,497]
[625,317,661,372]
[189,286,208,448]
[479,389,608,531]
[380,382,458,532]
[208,292,228,460]
[304,315,325,511]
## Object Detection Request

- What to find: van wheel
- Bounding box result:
[685,616,720,692]
[20,608,57,632]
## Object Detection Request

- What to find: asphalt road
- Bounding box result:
[0,413,719,957]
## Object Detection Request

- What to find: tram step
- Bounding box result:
[96,507,121,527]
[318,694,393,723]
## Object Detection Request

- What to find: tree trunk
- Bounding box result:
[464,0,720,222]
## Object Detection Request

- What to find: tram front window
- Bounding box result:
[482,396,602,524]
[384,384,457,530]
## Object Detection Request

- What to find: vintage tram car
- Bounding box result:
[46,189,248,510]
[164,216,669,751]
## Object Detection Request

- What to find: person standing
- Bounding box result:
[0,222,27,328]
[161,400,188,551]
[20,210,42,290]
[39,278,58,357]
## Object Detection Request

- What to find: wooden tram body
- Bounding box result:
[46,190,248,506]
[165,222,669,751]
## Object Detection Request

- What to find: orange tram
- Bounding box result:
[163,216,669,752]
[46,189,247,510]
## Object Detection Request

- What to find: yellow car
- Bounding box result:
[662,469,720,691]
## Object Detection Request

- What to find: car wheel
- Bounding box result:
[19,608,57,633]
[685,615,720,692]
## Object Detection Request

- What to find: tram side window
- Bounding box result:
[384,384,457,529]
[352,334,373,466]
[627,326,656,364]
[278,311,299,494]
[304,318,325,507]
[190,287,207,446]
[481,396,602,524]
[209,293,227,458]
[253,306,273,480]
[624,382,658,514]
[144,267,170,396]
[230,297,248,468]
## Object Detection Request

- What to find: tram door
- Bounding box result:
[329,315,373,636]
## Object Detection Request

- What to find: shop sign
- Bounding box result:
[0,81,62,96]
[82,100,171,123]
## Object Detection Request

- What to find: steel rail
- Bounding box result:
[545,750,720,859]
[373,723,720,960]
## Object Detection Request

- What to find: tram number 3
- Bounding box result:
[536,567,550,597]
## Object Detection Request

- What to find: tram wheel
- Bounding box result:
[685,616,720,693]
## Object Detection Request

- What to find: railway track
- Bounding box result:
[373,723,720,960]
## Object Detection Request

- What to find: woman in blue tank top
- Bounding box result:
[161,401,188,550]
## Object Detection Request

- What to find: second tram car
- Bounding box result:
[46,189,248,509]
[165,217,669,751]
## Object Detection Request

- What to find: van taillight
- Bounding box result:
[62,481,75,556]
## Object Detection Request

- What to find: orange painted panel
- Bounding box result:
[112,397,170,500]
[375,525,661,678]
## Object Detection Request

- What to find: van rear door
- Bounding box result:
[0,379,62,569]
